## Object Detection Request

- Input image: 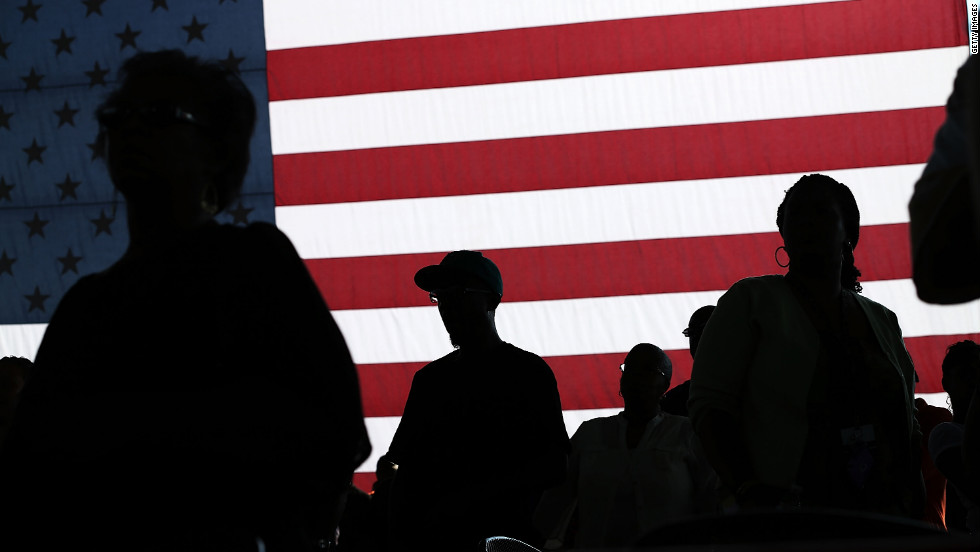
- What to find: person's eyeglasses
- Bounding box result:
[620,363,666,378]
[682,323,706,338]
[428,287,497,304]
[97,102,209,130]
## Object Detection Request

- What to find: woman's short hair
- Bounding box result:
[776,173,863,292]
[95,49,257,212]
[942,340,980,378]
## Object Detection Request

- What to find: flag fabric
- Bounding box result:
[0,1,275,329]
[1,0,977,492]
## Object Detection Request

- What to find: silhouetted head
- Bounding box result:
[620,343,672,420]
[95,49,256,218]
[0,356,33,424]
[776,174,862,292]
[415,251,503,348]
[683,305,715,359]
[941,340,980,420]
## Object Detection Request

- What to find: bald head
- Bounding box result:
[623,343,673,385]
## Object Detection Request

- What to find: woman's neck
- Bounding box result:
[124,207,214,258]
[786,264,842,301]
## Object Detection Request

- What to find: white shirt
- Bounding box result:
[559,412,717,548]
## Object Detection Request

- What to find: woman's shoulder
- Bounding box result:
[48,272,102,313]
[849,290,902,330]
[239,220,287,238]
[214,221,291,246]
[928,421,965,458]
[660,412,694,429]
[570,414,623,451]
[572,413,622,439]
[850,289,894,313]
[721,274,790,301]
[658,413,697,440]
[730,274,786,290]
[204,221,302,262]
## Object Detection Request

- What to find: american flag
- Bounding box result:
[1,0,977,492]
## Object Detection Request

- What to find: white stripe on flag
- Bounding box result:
[276,164,923,260]
[328,280,980,365]
[0,324,46,361]
[915,393,951,410]
[9,281,974,366]
[268,47,966,155]
[263,0,852,51]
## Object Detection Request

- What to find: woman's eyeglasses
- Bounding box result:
[620,363,666,378]
[97,102,209,130]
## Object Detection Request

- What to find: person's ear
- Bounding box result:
[200,185,219,215]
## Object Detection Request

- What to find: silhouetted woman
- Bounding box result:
[0,50,370,550]
[929,340,980,533]
[689,174,923,517]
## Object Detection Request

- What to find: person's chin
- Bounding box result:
[111,163,160,193]
[447,331,471,349]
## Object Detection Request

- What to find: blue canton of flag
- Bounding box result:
[0,0,274,342]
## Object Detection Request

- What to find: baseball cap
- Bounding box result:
[414,250,503,297]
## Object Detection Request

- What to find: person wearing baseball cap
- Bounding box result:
[378,250,569,550]
[413,250,503,350]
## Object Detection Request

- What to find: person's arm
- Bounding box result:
[688,431,720,514]
[478,359,569,501]
[522,360,571,491]
[534,429,581,549]
[909,55,980,304]
[963,383,980,503]
[934,446,980,505]
[886,308,926,517]
[380,366,431,477]
[246,224,371,538]
[687,280,761,504]
[931,423,980,505]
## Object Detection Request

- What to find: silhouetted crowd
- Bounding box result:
[0,50,978,552]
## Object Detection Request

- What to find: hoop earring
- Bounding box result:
[201,186,219,216]
[775,245,790,268]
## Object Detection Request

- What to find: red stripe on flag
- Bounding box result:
[353,472,377,494]
[274,108,943,206]
[311,224,910,311]
[904,333,979,395]
[267,0,966,101]
[350,327,968,495]
[355,334,975,417]
[354,353,652,419]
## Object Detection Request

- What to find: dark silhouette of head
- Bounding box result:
[415,251,503,349]
[95,49,256,216]
[0,356,32,402]
[0,356,33,441]
[776,174,862,292]
[620,343,672,420]
[683,305,715,359]
[941,339,980,420]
